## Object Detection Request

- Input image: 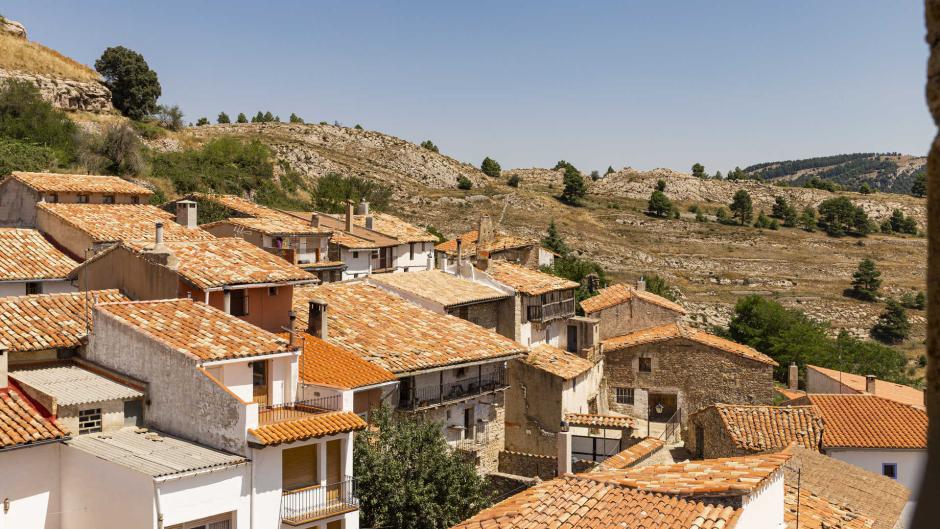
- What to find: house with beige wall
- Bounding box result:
[0,228,77,296]
[0,171,153,228]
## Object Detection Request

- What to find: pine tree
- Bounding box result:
[850,258,881,301]
[656,179,666,192]
[195,117,209,126]
[754,210,771,228]
[729,190,753,225]
[480,157,501,178]
[560,164,587,205]
[911,171,926,197]
[252,111,264,123]
[236,112,248,123]
[647,190,673,217]
[217,112,230,124]
[799,206,817,231]
[542,221,570,256]
[289,113,304,123]
[692,163,705,179]
[263,111,274,122]
[870,299,911,344]
[606,166,615,175]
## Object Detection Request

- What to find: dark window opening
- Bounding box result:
[882,463,898,479]
[25,282,41,295]
[639,357,652,373]
[230,289,248,316]
[102,195,115,204]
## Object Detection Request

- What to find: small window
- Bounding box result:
[79,408,102,434]
[230,289,248,316]
[47,193,59,203]
[615,387,634,405]
[132,196,140,204]
[268,286,278,296]
[882,463,898,479]
[639,357,652,373]
[352,251,359,259]
[25,282,41,295]
[77,194,90,204]
[102,195,115,204]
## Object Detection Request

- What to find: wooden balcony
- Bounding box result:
[526,297,576,323]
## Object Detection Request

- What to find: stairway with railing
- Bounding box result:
[658,409,682,445]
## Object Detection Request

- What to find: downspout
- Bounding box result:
[153,480,164,529]
[249,446,256,529]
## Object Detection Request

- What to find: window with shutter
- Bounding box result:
[282,444,319,491]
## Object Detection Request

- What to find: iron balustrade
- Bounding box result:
[258,395,342,425]
[281,476,358,524]
[398,367,507,411]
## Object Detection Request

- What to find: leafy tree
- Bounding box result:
[236,113,248,123]
[311,173,392,213]
[605,165,615,175]
[95,46,161,120]
[647,190,672,217]
[643,274,677,301]
[196,117,209,126]
[900,290,926,310]
[542,256,608,311]
[420,140,439,153]
[729,189,753,225]
[910,171,926,197]
[692,163,705,178]
[507,174,520,187]
[714,170,723,180]
[858,183,873,194]
[217,112,231,124]
[870,299,911,345]
[0,79,78,165]
[355,405,489,529]
[799,206,817,231]
[656,179,666,192]
[480,157,501,178]
[79,123,144,176]
[155,104,184,131]
[541,221,570,257]
[457,175,473,190]
[289,113,304,124]
[849,258,881,301]
[560,164,587,205]
[817,197,870,237]
[590,170,600,181]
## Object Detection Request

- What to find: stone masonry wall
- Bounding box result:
[685,406,752,459]
[590,297,683,341]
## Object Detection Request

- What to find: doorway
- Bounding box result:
[566,325,578,352]
[648,392,677,421]
[327,439,342,498]
[252,360,269,406]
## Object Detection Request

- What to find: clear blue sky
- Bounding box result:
[6,1,932,174]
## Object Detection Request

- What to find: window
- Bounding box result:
[882,463,898,479]
[124,399,142,427]
[352,251,359,259]
[639,357,652,373]
[102,195,115,204]
[615,387,634,405]
[230,289,248,316]
[77,194,89,204]
[25,282,41,295]
[268,286,278,296]
[46,193,58,203]
[78,408,102,434]
[410,242,416,259]
[282,444,319,491]
[132,196,140,204]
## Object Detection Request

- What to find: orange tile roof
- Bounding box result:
[186,193,281,218]
[523,344,596,380]
[785,483,874,529]
[707,404,823,452]
[203,216,331,236]
[602,323,778,366]
[485,260,578,296]
[793,394,927,449]
[370,270,509,308]
[37,204,215,245]
[293,282,526,374]
[9,171,153,195]
[97,299,291,361]
[249,411,366,445]
[0,228,77,280]
[353,212,437,243]
[283,332,397,389]
[806,365,925,408]
[588,449,792,499]
[593,437,665,471]
[282,211,400,249]
[452,473,740,529]
[0,290,128,353]
[0,388,68,449]
[564,413,636,429]
[775,387,806,401]
[580,282,686,315]
[435,230,534,257]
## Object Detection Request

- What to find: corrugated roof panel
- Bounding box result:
[10,365,143,406]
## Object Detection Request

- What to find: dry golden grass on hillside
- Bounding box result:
[0,32,99,81]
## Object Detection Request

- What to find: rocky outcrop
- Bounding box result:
[0,68,112,112]
[1,18,27,39]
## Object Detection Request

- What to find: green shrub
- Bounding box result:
[0,79,78,164]
[644,274,678,301]
[196,117,209,126]
[900,290,926,310]
[154,104,184,131]
[457,175,473,190]
[79,124,145,176]
[647,190,672,217]
[754,210,771,229]
[507,174,520,187]
[95,46,162,120]
[149,137,273,195]
[312,173,392,214]
[480,157,501,178]
[420,140,439,153]
[131,120,165,140]
[236,113,248,123]
[0,138,57,176]
[695,211,707,222]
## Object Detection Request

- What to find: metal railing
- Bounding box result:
[281,476,358,525]
[258,395,342,425]
[453,424,491,453]
[658,409,682,444]
[398,368,507,411]
[527,298,576,322]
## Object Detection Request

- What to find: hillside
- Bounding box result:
[741,153,925,194]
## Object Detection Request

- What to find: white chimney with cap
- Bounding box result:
[865,374,876,394]
[176,200,198,228]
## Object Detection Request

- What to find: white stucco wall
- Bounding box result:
[0,280,75,297]
[527,320,568,348]
[826,448,926,497]
[341,249,372,280]
[735,471,785,529]
[0,442,62,529]
[60,444,152,529]
[392,243,433,272]
[157,466,250,529]
[560,361,603,415]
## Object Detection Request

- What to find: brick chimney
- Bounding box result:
[176,200,197,228]
[477,215,494,253]
[788,363,799,391]
[345,201,354,233]
[308,300,328,339]
[866,375,876,394]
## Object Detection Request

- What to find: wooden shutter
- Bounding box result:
[282,444,318,491]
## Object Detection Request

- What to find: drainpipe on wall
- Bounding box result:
[249,447,256,529]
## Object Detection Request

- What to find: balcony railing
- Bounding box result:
[258,395,342,426]
[399,368,507,411]
[526,297,576,323]
[281,476,358,525]
[453,424,491,453]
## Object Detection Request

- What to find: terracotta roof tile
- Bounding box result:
[97,298,291,361]
[0,228,77,280]
[353,212,437,243]
[0,290,128,352]
[452,473,740,529]
[185,193,282,218]
[204,216,331,236]
[249,411,366,445]
[282,211,400,249]
[435,230,534,257]
[775,387,806,401]
[0,388,68,449]
[369,270,509,308]
[793,394,927,449]
[293,282,525,374]
[593,437,665,471]
[524,344,596,380]
[602,323,778,366]
[806,365,925,408]
[283,332,397,389]
[485,260,578,296]
[785,483,874,529]
[565,413,636,429]
[9,171,153,195]
[703,404,824,452]
[580,283,686,315]
[37,204,214,245]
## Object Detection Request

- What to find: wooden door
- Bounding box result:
[252,360,268,406]
[326,439,342,499]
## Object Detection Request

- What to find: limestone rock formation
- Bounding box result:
[0,68,113,113]
[1,18,27,39]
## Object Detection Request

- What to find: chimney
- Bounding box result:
[557,427,572,476]
[223,286,232,314]
[308,300,328,339]
[365,216,374,230]
[288,311,297,348]
[456,237,464,266]
[0,348,8,389]
[311,213,320,228]
[788,363,799,391]
[477,254,489,271]
[477,215,494,253]
[636,277,646,292]
[356,198,370,216]
[345,201,354,232]
[154,222,165,246]
[176,200,198,228]
[865,375,876,394]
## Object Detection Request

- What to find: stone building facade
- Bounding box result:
[686,404,823,459]
[581,282,686,341]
